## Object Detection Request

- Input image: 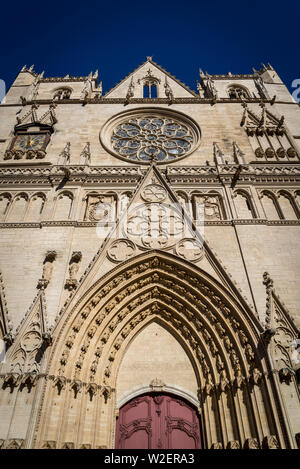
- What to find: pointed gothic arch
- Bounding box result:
[31,250,292,449]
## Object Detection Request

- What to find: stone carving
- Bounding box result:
[126,203,185,249]
[175,238,203,262]
[7,292,50,378]
[107,239,136,263]
[150,378,165,391]
[39,253,290,449]
[278,367,295,384]
[42,441,56,449]
[0,271,13,344]
[244,438,259,449]
[37,251,57,289]
[164,77,174,103]
[119,192,131,215]
[201,72,218,99]
[58,142,71,165]
[213,142,225,164]
[80,142,91,165]
[241,103,299,162]
[6,439,24,449]
[2,372,22,391]
[62,442,75,449]
[53,88,72,101]
[263,271,299,382]
[141,184,167,203]
[227,440,240,449]
[81,73,93,101]
[262,435,280,449]
[125,77,135,103]
[192,194,223,221]
[85,194,116,222]
[65,251,82,290]
[211,442,223,449]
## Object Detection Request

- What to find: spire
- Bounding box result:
[80,142,91,165]
[240,102,249,127]
[233,142,245,164]
[213,142,225,164]
[125,77,135,103]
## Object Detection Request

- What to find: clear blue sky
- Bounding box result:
[1,0,299,95]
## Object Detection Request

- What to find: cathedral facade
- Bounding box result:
[0,58,299,449]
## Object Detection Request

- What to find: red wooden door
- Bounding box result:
[115,393,201,449]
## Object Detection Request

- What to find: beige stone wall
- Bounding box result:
[116,322,198,405]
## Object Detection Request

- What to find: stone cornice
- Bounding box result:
[0,163,300,186]
[40,76,93,83]
[208,74,255,80]
[7,97,295,106]
[0,219,299,229]
[166,164,300,184]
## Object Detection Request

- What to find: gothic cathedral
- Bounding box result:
[0,58,299,449]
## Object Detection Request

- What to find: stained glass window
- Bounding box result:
[110,115,195,163]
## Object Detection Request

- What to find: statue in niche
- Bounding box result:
[37,251,57,289]
[193,195,222,221]
[119,193,131,215]
[42,261,53,282]
[85,194,116,222]
[69,260,79,279]
[65,251,82,291]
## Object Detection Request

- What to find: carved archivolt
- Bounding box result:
[33,252,288,449]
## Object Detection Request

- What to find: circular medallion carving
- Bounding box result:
[125,203,184,249]
[175,238,203,262]
[107,239,136,263]
[100,108,201,165]
[141,184,167,203]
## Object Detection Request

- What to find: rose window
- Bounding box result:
[110,115,196,163]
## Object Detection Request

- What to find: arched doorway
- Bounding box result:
[33,252,292,449]
[115,393,202,449]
